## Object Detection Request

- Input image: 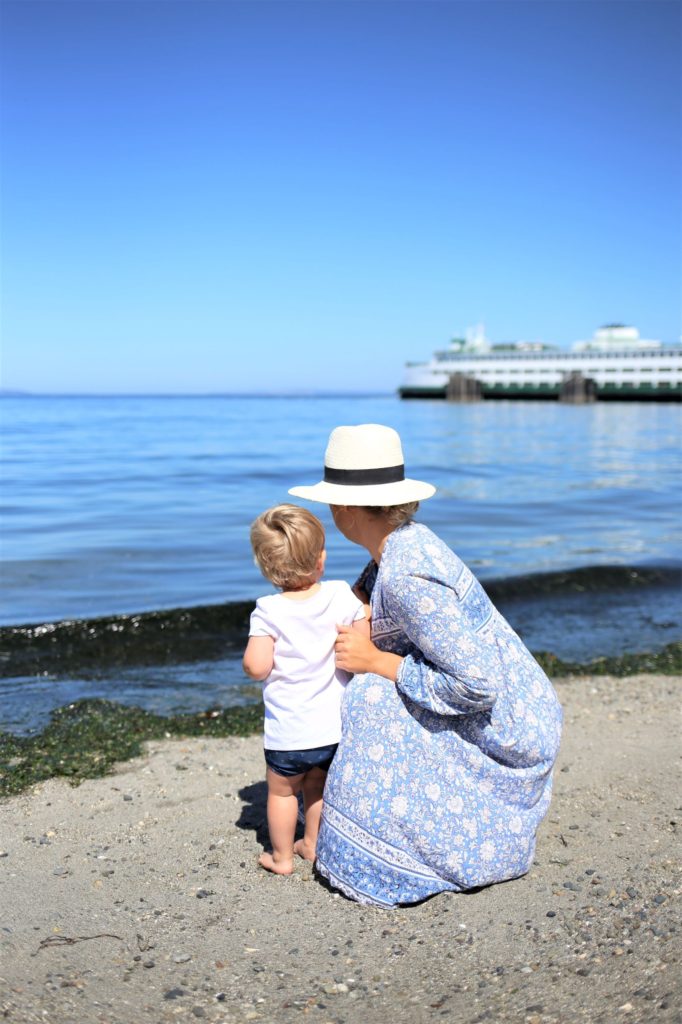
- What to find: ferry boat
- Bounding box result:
[399,324,682,401]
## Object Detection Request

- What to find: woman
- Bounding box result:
[289,423,562,907]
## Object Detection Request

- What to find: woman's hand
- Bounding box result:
[335,625,377,673]
[335,625,403,682]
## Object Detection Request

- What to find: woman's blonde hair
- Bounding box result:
[365,502,419,528]
[250,504,325,589]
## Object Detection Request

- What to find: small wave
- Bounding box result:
[1,563,679,679]
[483,563,682,602]
[0,601,253,678]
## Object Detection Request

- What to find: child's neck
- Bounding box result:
[281,578,321,601]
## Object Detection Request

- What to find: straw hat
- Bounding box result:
[289,424,436,506]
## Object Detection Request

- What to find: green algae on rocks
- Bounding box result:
[0,698,263,798]
[533,640,682,678]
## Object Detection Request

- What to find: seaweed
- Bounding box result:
[533,640,682,678]
[0,699,262,798]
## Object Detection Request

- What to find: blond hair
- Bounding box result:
[365,502,419,528]
[250,504,325,589]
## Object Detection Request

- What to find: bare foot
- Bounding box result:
[258,851,294,875]
[293,838,316,862]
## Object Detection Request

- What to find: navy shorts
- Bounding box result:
[264,743,338,778]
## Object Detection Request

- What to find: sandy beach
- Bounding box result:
[1,673,680,1024]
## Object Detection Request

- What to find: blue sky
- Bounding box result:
[2,0,680,393]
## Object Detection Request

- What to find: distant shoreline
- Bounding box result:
[1,390,396,399]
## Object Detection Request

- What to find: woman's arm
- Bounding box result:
[386,573,499,715]
[243,635,275,681]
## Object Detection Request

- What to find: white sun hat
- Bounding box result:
[289,424,436,506]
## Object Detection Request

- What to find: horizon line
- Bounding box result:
[0,389,397,399]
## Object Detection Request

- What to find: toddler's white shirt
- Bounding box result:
[248,580,365,750]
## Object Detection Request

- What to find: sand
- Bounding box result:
[1,673,680,1024]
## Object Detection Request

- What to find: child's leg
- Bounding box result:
[293,767,327,862]
[259,767,304,875]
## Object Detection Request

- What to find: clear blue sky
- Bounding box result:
[1,0,680,393]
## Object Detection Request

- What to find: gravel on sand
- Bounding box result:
[1,673,680,1024]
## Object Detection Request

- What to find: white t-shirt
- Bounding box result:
[248,580,365,750]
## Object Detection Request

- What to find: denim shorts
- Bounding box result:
[264,743,338,778]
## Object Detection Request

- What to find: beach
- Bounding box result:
[1,672,679,1024]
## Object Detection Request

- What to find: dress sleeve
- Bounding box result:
[385,573,499,716]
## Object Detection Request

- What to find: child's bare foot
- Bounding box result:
[293,838,316,862]
[258,851,294,875]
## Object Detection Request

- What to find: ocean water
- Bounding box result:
[1,394,681,733]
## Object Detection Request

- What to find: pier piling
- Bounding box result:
[446,372,482,401]
[559,372,597,403]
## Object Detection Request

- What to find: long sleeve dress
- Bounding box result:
[315,522,563,907]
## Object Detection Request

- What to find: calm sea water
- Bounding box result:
[1,394,681,732]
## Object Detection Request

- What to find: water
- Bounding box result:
[2,394,681,733]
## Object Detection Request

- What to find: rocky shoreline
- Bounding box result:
[1,673,680,1024]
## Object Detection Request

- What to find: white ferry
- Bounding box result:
[399,324,682,401]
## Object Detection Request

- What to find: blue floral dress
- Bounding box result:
[315,522,563,907]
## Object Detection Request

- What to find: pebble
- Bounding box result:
[196,889,215,899]
[164,988,187,1000]
[653,894,666,905]
[174,954,192,963]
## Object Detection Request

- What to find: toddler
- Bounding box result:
[243,503,369,875]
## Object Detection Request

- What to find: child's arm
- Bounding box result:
[243,635,275,681]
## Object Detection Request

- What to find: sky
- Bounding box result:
[1,0,680,394]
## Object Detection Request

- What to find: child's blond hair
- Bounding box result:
[250,504,325,590]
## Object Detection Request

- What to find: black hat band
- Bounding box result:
[323,464,405,485]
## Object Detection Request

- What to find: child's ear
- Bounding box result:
[317,549,327,573]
